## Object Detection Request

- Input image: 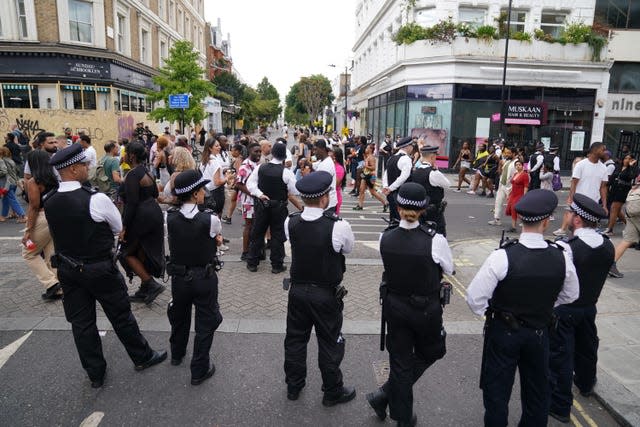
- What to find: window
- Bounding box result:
[414,7,437,27]
[2,84,31,108]
[17,0,28,38]
[83,87,96,110]
[459,8,486,28]
[160,39,167,67]
[540,12,566,38]
[178,9,183,34]
[68,0,93,43]
[502,9,527,33]
[140,29,150,64]
[169,1,175,27]
[62,86,83,109]
[116,13,127,53]
[185,16,190,41]
[158,0,165,20]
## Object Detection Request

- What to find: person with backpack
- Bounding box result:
[99,141,122,196]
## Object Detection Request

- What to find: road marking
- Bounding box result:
[0,236,21,240]
[0,331,32,370]
[443,274,466,299]
[573,400,598,427]
[79,412,105,427]
[570,413,585,427]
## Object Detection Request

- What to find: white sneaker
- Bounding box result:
[219,244,230,251]
[488,219,501,226]
[552,228,566,236]
[466,190,476,195]
[453,189,461,193]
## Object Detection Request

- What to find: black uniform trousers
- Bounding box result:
[549,305,598,417]
[58,260,152,381]
[168,269,223,379]
[387,191,400,222]
[248,200,287,268]
[382,293,446,423]
[284,284,345,396]
[480,318,550,427]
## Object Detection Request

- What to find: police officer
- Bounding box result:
[528,142,545,190]
[283,171,356,406]
[43,144,166,388]
[166,170,224,385]
[466,189,579,426]
[366,182,454,427]
[409,145,451,236]
[549,194,615,422]
[382,137,414,222]
[246,142,302,273]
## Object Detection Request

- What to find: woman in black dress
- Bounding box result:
[120,141,165,304]
[605,154,638,235]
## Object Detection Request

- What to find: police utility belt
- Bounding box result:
[485,307,554,332]
[166,259,223,281]
[50,253,113,272]
[282,278,348,302]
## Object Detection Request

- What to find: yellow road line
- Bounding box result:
[443,274,466,298]
[570,413,585,427]
[573,400,598,427]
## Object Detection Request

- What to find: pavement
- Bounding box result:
[0,156,638,425]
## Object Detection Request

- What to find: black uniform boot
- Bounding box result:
[366,388,388,420]
[143,279,165,305]
[397,414,417,427]
[322,386,356,407]
[129,281,150,302]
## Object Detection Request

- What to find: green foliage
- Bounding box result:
[286,75,333,124]
[424,18,457,44]
[212,71,244,102]
[533,28,554,42]
[585,32,607,61]
[563,22,592,44]
[512,31,532,42]
[495,11,508,38]
[256,77,280,101]
[146,40,215,126]
[475,25,498,41]
[392,22,428,45]
[456,22,476,38]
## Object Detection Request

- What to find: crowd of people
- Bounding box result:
[1,119,640,426]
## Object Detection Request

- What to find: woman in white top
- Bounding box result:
[200,138,226,216]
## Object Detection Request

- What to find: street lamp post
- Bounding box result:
[499,0,514,140]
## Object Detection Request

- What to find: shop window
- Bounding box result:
[146,99,153,111]
[459,8,486,28]
[395,102,406,136]
[408,84,454,100]
[540,12,567,38]
[68,0,93,43]
[138,97,145,112]
[62,86,83,109]
[2,84,30,108]
[121,93,130,111]
[609,62,640,93]
[502,9,527,33]
[83,88,96,110]
[30,85,39,108]
[455,84,502,100]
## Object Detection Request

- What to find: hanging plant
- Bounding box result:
[585,33,607,61]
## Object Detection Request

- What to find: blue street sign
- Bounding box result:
[168,94,189,109]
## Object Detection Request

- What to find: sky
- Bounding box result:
[204,0,357,101]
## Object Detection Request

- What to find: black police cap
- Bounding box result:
[295,171,333,198]
[173,169,210,195]
[420,145,439,154]
[396,182,429,210]
[396,136,413,149]
[49,143,87,170]
[515,189,558,222]
[569,193,607,223]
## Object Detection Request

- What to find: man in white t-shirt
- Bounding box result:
[553,142,609,236]
[312,139,337,213]
[79,135,97,169]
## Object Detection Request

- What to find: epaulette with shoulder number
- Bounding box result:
[559,235,579,244]
[323,210,341,221]
[288,211,301,218]
[41,187,58,205]
[383,219,400,232]
[546,239,565,251]
[167,206,180,213]
[499,239,519,249]
[418,223,436,237]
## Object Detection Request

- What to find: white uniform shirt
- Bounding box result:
[284,206,354,254]
[247,158,299,198]
[201,155,222,191]
[177,203,222,238]
[556,227,604,254]
[466,232,579,316]
[529,152,544,172]
[414,161,452,189]
[313,156,337,209]
[57,181,122,234]
[84,145,98,169]
[382,150,412,191]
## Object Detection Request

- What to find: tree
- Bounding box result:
[256,77,280,101]
[294,75,334,124]
[255,77,281,125]
[284,81,308,124]
[146,40,216,127]
[212,71,244,103]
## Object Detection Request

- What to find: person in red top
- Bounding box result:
[505,159,530,232]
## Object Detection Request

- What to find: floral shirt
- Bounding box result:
[237,158,258,206]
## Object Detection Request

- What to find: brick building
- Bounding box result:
[0,0,208,142]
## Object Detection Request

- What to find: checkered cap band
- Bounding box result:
[396,194,427,208]
[53,151,87,170]
[570,201,600,223]
[174,177,209,194]
[299,186,331,198]
[519,213,552,223]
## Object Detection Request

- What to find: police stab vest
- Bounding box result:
[410,166,444,205]
[167,209,217,266]
[567,236,614,307]
[380,225,441,296]
[258,163,288,201]
[385,154,402,189]
[288,212,345,287]
[490,242,565,329]
[43,187,114,262]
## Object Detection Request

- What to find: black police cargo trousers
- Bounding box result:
[549,304,598,417]
[480,319,550,427]
[58,261,153,381]
[284,285,345,396]
[248,201,287,268]
[168,271,223,379]
[386,191,400,222]
[382,293,446,423]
